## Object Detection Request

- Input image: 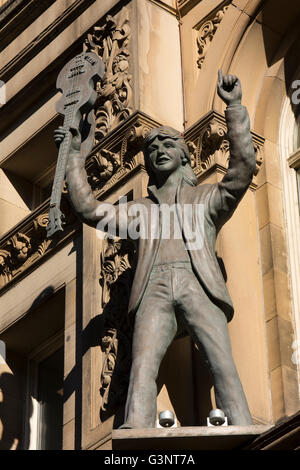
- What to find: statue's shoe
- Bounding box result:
[118,422,133,429]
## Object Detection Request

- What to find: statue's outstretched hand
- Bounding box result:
[54,126,81,153]
[217,69,242,107]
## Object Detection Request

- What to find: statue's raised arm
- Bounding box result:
[210,70,256,228]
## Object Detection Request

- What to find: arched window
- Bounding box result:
[280,78,300,379]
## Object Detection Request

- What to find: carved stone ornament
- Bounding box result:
[196,3,229,69]
[84,7,132,142]
[0,232,33,288]
[88,149,121,190]
[184,110,265,186]
[0,195,78,291]
[85,114,156,194]
[99,237,136,419]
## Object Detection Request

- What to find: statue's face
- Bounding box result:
[146,136,184,177]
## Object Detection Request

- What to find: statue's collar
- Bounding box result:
[147,177,184,203]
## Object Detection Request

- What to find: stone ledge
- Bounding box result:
[112,425,272,450]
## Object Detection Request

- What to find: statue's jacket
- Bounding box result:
[71,104,255,322]
[96,105,256,322]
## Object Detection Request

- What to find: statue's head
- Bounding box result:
[143,126,197,187]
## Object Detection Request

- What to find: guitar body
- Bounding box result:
[46,52,105,238]
[55,52,104,127]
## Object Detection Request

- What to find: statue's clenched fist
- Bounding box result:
[217,69,242,107]
[54,126,81,153]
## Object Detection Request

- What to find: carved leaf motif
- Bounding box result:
[187,141,198,169]
[7,233,32,265]
[201,121,228,166]
[88,149,121,190]
[37,239,52,257]
[0,213,55,290]
[33,213,49,231]
[0,249,11,275]
[185,113,264,181]
[84,7,132,141]
[196,4,229,69]
[253,143,263,176]
[0,249,12,288]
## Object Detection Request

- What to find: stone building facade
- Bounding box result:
[0,0,299,450]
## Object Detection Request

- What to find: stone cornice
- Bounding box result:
[177,0,201,16]
[244,411,300,450]
[0,0,56,53]
[0,0,96,83]
[0,0,25,21]
[147,0,177,15]
[0,197,80,295]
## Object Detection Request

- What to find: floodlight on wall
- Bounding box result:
[207,408,228,427]
[157,410,178,428]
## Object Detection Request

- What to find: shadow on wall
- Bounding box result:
[0,372,31,450]
[62,266,133,432]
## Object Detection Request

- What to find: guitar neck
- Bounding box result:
[49,121,73,208]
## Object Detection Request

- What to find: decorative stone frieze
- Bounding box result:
[0,197,77,292]
[195,2,230,69]
[0,223,49,290]
[88,149,121,190]
[99,237,136,419]
[84,7,132,142]
[184,110,265,187]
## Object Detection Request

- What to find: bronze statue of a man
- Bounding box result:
[55,71,255,428]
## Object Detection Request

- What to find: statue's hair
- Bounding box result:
[143,126,197,187]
